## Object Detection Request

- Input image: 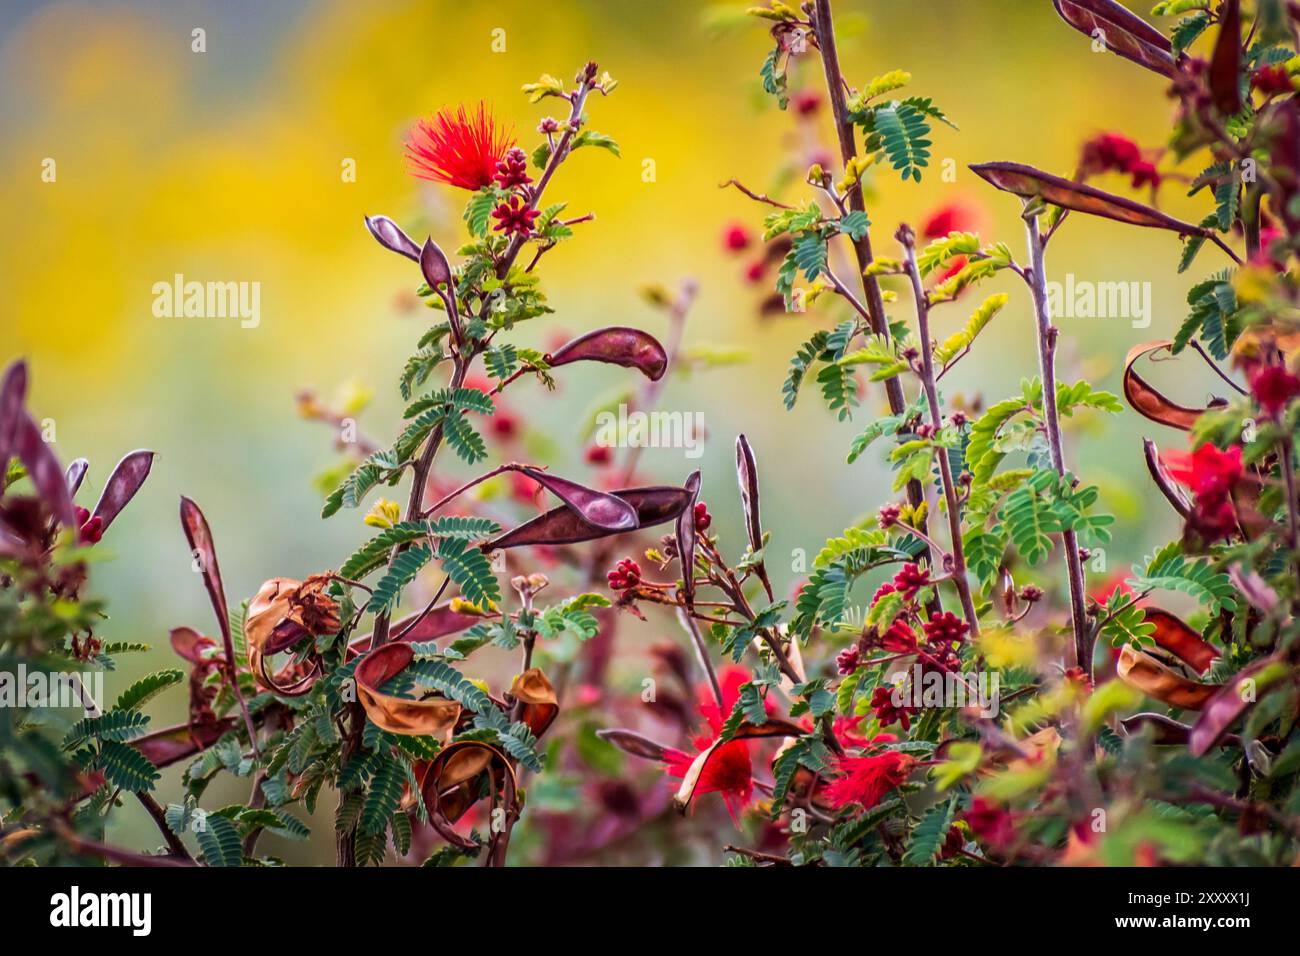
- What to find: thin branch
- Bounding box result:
[719,178,793,209]
[810,0,939,610]
[1023,213,1091,673]
[899,225,980,637]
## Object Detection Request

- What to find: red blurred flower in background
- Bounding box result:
[1163,442,1244,540]
[921,201,984,284]
[405,103,514,190]
[1250,364,1300,417]
[1079,131,1161,190]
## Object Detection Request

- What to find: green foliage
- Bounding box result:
[405,657,493,713]
[1173,271,1237,358]
[63,710,151,748]
[113,669,184,712]
[340,516,500,580]
[435,537,501,608]
[322,449,403,519]
[903,797,957,866]
[1130,546,1238,613]
[866,101,933,182]
[770,737,832,817]
[97,740,160,793]
[366,545,433,614]
[360,756,405,837]
[196,812,243,867]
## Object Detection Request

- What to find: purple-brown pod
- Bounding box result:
[1051,0,1175,78]
[65,458,90,499]
[0,359,27,462]
[545,327,668,381]
[487,485,691,550]
[675,470,702,609]
[179,496,233,649]
[419,236,454,289]
[520,466,637,531]
[971,162,1207,235]
[93,449,155,534]
[14,412,76,527]
[364,215,421,262]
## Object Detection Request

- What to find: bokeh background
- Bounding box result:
[1,0,1220,862]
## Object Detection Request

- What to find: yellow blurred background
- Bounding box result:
[1,0,1219,861]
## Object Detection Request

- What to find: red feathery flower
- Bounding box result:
[664,667,771,821]
[405,103,514,190]
[823,749,916,810]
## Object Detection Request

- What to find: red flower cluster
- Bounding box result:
[1250,364,1300,417]
[870,683,914,731]
[491,196,540,237]
[693,501,711,531]
[72,505,103,545]
[965,797,1017,850]
[1079,132,1161,190]
[879,619,918,653]
[923,610,968,648]
[1252,64,1295,96]
[493,147,532,189]
[836,644,861,675]
[405,103,514,190]
[891,562,930,600]
[1164,443,1244,540]
[607,558,641,590]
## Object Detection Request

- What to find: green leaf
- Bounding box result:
[390,809,412,855]
[1130,550,1237,613]
[367,545,433,614]
[98,740,160,793]
[436,537,500,608]
[770,737,832,818]
[464,188,503,238]
[783,331,829,410]
[361,757,405,837]
[836,210,871,240]
[816,362,858,421]
[760,45,789,109]
[404,657,493,713]
[114,669,184,712]
[933,293,1008,365]
[869,101,932,182]
[196,812,243,867]
[63,710,151,749]
[1000,470,1062,566]
[903,797,957,866]
[719,682,767,742]
[441,408,488,465]
[340,517,500,580]
[322,449,403,519]
[572,130,620,156]
[399,348,445,402]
